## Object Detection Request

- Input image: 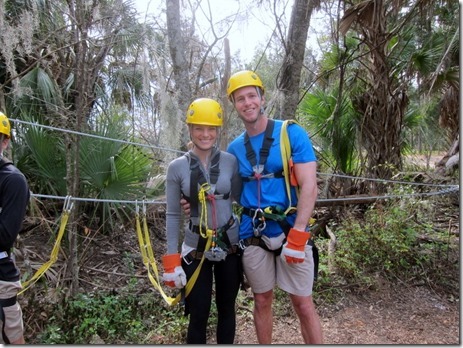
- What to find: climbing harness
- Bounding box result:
[243,119,285,237]
[240,119,305,236]
[198,183,228,262]
[185,215,237,264]
[18,195,73,295]
[239,119,320,280]
[184,152,236,261]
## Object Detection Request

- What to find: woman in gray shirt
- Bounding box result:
[162,98,242,344]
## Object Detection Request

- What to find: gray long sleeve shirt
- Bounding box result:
[165,147,242,255]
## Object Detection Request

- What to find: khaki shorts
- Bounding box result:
[242,243,314,297]
[0,280,24,344]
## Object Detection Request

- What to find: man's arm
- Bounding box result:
[279,161,317,264]
[179,197,190,217]
[291,161,317,231]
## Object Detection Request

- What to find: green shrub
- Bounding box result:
[331,187,456,288]
[38,290,187,344]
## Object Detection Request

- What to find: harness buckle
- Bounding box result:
[238,239,247,251]
[252,164,264,175]
[208,184,216,195]
[204,246,227,262]
[182,254,194,266]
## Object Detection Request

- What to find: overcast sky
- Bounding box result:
[133,0,293,63]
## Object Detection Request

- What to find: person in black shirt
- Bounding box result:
[0,112,30,344]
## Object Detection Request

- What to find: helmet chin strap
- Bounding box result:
[0,134,4,158]
[256,87,265,115]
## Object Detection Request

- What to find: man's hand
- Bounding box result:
[180,197,191,217]
[280,228,310,264]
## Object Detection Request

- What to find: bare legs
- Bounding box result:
[252,290,323,344]
[253,290,273,344]
[290,293,323,344]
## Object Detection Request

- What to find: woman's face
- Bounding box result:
[189,124,218,151]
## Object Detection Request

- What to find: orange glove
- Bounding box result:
[162,253,186,288]
[280,228,310,264]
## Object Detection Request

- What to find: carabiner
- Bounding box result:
[252,208,266,236]
[252,208,263,222]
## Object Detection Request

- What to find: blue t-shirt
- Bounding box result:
[227,119,316,239]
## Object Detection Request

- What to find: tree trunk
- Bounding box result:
[344,0,408,187]
[276,0,319,120]
[220,38,232,150]
[361,2,407,184]
[166,0,192,148]
[66,0,128,295]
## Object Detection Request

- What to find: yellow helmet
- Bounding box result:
[226,70,264,99]
[0,112,11,138]
[186,98,223,126]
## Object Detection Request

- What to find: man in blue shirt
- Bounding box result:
[226,71,323,344]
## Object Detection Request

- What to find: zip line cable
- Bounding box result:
[11,118,185,156]
[27,184,459,207]
[317,172,457,188]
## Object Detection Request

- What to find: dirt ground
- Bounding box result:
[229,283,459,345]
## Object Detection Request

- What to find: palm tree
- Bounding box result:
[339,0,458,185]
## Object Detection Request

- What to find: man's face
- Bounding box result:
[232,86,264,124]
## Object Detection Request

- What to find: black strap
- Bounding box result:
[186,215,238,263]
[242,171,284,182]
[216,216,235,249]
[240,236,283,255]
[0,296,17,308]
[1,295,17,344]
[188,151,221,218]
[244,119,275,175]
[310,239,319,281]
[185,245,239,263]
[239,237,318,281]
[190,215,235,251]
[242,207,293,235]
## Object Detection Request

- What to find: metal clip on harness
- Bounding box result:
[252,208,266,237]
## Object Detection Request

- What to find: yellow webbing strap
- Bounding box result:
[198,183,212,238]
[135,204,212,306]
[18,195,74,295]
[280,120,300,214]
[135,211,176,305]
